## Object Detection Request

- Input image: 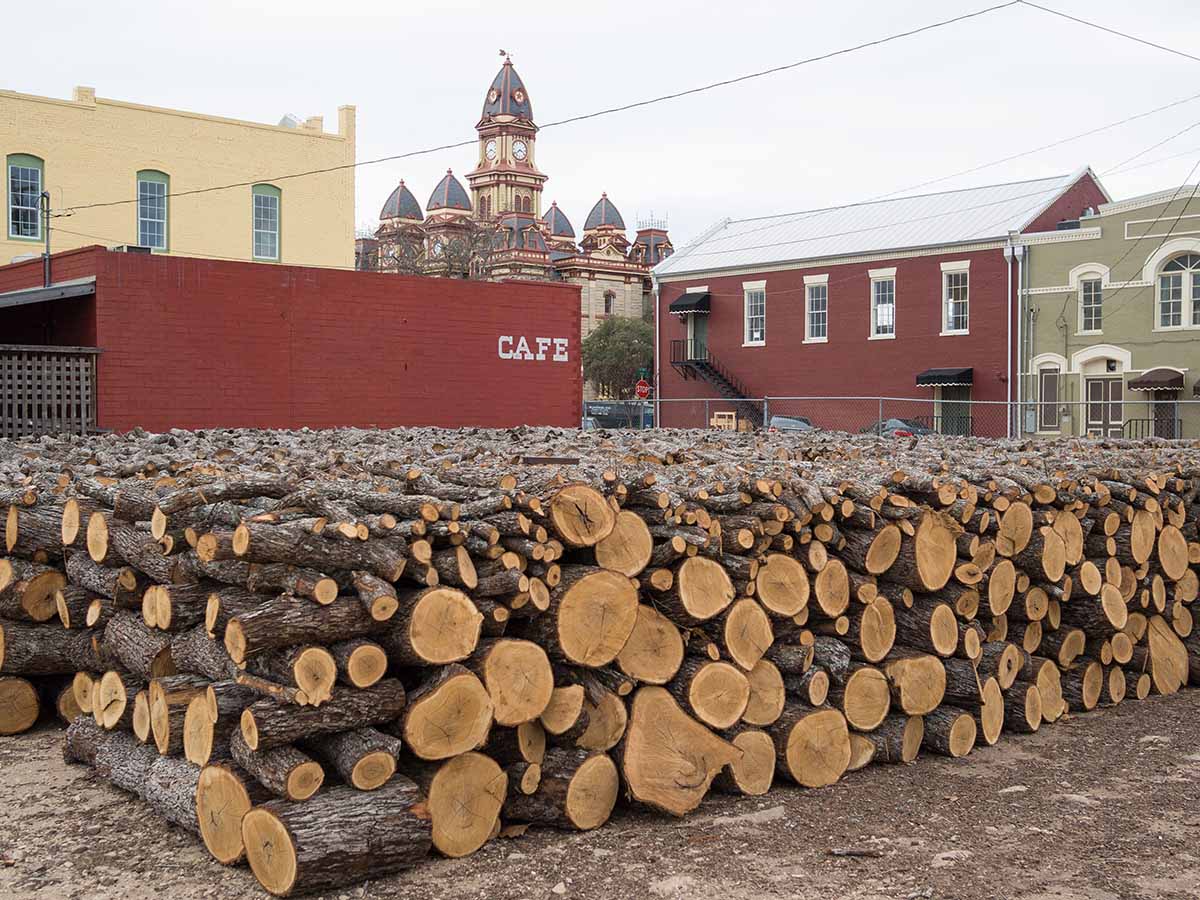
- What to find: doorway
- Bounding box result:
[938,385,972,436]
[686,314,708,362]
[1153,392,1179,438]
[1085,377,1123,437]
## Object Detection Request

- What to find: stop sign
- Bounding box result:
[635,379,651,399]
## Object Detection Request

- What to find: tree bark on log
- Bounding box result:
[241,777,431,897]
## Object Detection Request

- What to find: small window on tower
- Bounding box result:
[604,292,615,316]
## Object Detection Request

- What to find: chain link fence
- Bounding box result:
[638,396,1200,439]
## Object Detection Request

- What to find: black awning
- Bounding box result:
[668,292,711,315]
[1129,367,1184,392]
[0,278,95,311]
[916,367,973,387]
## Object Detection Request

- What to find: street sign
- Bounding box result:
[635,379,651,400]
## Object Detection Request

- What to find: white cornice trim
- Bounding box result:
[1098,186,1200,217]
[1027,279,1148,296]
[1015,227,1103,245]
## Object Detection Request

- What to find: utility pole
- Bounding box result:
[40,190,51,287]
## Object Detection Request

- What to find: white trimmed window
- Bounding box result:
[1157,253,1200,328]
[743,281,766,345]
[7,154,42,240]
[943,269,969,334]
[805,283,828,342]
[252,184,281,261]
[137,170,168,251]
[1080,278,1102,332]
[870,272,895,338]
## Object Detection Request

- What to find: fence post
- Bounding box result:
[704,399,710,429]
[763,397,769,427]
[878,397,883,429]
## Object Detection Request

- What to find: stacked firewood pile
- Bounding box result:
[2,426,1199,896]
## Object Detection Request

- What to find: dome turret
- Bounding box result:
[543,201,575,238]
[427,170,472,214]
[480,58,533,123]
[584,192,626,231]
[379,180,423,221]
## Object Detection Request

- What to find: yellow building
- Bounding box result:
[0,86,355,268]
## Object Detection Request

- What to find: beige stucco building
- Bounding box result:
[1,86,355,268]
[1022,186,1200,438]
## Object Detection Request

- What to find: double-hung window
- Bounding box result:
[7,154,43,240]
[942,265,969,334]
[252,184,281,261]
[137,170,168,251]
[805,281,828,342]
[1080,278,1102,332]
[870,269,895,338]
[743,281,766,345]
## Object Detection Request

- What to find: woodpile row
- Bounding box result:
[2,426,1199,897]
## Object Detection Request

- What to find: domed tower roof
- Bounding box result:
[584,193,626,231]
[494,212,549,254]
[427,170,472,213]
[481,58,533,123]
[543,201,575,238]
[379,180,423,221]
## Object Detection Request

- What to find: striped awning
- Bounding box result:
[916,367,972,387]
[1128,368,1184,392]
[668,292,711,315]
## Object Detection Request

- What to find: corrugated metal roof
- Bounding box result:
[655,172,1087,278]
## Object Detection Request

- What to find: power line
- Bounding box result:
[59,1,1025,215]
[1085,156,1200,320]
[684,96,1200,251]
[1018,0,1200,65]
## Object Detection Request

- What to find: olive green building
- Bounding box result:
[1020,186,1200,439]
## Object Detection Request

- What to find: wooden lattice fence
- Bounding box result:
[0,344,100,438]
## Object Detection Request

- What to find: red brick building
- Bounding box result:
[653,170,1109,435]
[0,246,581,434]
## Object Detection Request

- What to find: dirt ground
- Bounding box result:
[3,690,1200,900]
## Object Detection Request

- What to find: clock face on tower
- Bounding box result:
[512,140,528,161]
[485,140,497,161]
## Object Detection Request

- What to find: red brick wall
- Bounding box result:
[0,248,582,431]
[656,246,1013,432]
[0,247,99,345]
[1023,172,1109,234]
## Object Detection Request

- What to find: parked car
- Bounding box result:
[767,415,817,433]
[859,418,934,437]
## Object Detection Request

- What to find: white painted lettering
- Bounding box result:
[514,336,534,360]
[552,338,569,362]
[535,337,552,361]
[498,336,514,359]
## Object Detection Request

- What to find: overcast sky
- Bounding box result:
[13,0,1200,249]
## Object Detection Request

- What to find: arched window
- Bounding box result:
[7,153,43,240]
[480,195,491,218]
[252,184,281,261]
[603,291,616,316]
[137,170,169,251]
[1158,252,1200,328]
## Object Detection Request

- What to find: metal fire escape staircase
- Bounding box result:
[669,340,762,426]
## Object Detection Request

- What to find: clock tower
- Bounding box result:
[467,56,547,219]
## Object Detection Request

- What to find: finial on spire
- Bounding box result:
[499,49,511,62]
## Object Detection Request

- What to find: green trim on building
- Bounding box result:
[6,153,44,243]
[251,183,282,262]
[135,169,170,252]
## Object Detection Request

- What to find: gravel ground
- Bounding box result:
[3,690,1200,900]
